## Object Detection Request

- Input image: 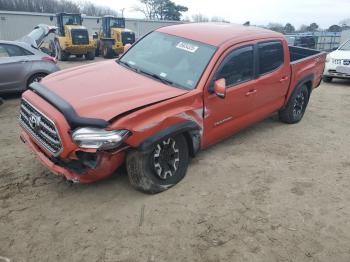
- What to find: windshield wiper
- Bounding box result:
[118,60,139,72]
[118,60,186,89]
[139,69,175,86]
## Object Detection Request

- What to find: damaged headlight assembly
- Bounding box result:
[72,128,130,150]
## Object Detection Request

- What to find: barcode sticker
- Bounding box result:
[176,42,199,53]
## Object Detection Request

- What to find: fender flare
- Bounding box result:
[285,74,314,106]
[138,121,201,154]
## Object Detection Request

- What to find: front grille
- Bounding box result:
[332,59,342,65]
[121,31,135,46]
[71,29,89,45]
[19,99,63,156]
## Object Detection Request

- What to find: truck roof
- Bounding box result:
[157,23,283,47]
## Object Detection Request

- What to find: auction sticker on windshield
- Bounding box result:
[176,42,199,53]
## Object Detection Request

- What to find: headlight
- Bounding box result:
[72,128,129,150]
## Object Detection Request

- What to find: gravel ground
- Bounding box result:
[0,58,350,262]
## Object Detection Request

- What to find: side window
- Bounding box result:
[216,46,254,87]
[0,45,10,58]
[3,44,31,57]
[258,41,284,75]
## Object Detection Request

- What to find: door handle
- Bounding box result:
[245,89,257,96]
[279,76,289,83]
[20,59,29,63]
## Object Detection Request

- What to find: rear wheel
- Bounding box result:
[102,46,114,59]
[279,84,310,124]
[27,73,47,88]
[322,76,333,83]
[55,40,69,61]
[76,54,83,58]
[126,134,189,194]
[85,51,95,60]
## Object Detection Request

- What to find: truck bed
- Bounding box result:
[289,46,321,63]
[286,46,326,103]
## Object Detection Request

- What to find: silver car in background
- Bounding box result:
[0,25,60,94]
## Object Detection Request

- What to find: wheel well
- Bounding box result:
[303,80,313,98]
[183,130,201,157]
[26,72,48,87]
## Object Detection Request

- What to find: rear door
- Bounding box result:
[203,43,259,146]
[252,40,291,112]
[0,43,33,92]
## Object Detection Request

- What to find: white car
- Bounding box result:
[323,39,350,82]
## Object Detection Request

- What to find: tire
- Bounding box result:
[55,40,69,61]
[279,84,310,124]
[0,97,4,106]
[126,134,189,194]
[85,51,95,60]
[76,54,83,58]
[322,76,332,83]
[27,73,47,88]
[102,46,114,59]
[95,40,100,57]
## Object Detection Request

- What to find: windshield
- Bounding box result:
[119,32,216,90]
[339,40,350,51]
[110,18,125,28]
[62,15,81,25]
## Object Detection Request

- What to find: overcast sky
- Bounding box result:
[85,0,349,28]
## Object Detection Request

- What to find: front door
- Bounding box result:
[203,44,259,147]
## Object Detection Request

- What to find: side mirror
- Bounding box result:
[332,46,339,51]
[214,78,226,98]
[97,18,100,24]
[124,43,132,53]
[93,32,98,40]
[49,16,53,22]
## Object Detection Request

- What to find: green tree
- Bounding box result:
[133,0,188,21]
[307,22,319,32]
[328,24,342,32]
[267,23,284,33]
[284,23,295,34]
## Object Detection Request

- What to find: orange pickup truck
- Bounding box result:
[19,23,326,193]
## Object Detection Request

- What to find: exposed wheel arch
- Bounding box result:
[26,72,49,88]
[137,121,201,156]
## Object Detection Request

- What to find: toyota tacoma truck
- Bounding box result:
[19,23,326,193]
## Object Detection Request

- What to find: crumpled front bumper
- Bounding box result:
[20,131,125,183]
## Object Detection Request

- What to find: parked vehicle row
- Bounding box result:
[52,13,136,61]
[19,23,326,194]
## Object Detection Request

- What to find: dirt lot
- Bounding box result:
[1,58,350,262]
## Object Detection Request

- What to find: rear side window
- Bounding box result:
[258,41,284,75]
[216,45,254,87]
[2,44,32,57]
[0,45,10,58]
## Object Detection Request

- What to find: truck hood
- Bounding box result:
[329,50,350,59]
[41,60,188,121]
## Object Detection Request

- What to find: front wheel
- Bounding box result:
[126,134,189,194]
[322,76,332,83]
[279,84,310,124]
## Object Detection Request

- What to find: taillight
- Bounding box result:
[42,56,57,64]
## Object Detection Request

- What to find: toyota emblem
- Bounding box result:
[29,114,41,131]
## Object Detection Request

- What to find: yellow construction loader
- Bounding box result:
[94,16,135,58]
[53,13,96,61]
